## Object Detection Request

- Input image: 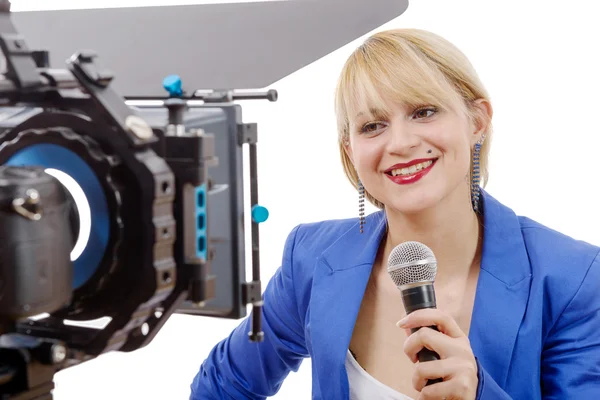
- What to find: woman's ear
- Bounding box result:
[343,138,355,165]
[471,98,493,144]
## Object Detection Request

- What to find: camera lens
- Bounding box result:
[5,144,110,290]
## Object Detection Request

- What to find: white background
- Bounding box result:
[9,0,600,399]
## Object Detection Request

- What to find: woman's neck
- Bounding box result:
[381,186,483,285]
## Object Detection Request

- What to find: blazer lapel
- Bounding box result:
[309,211,387,399]
[468,191,532,387]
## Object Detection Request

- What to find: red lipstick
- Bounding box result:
[385,158,437,185]
[384,158,436,173]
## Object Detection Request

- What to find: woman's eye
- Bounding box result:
[361,122,386,133]
[413,107,437,119]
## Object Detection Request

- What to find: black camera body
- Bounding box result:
[0,2,272,398]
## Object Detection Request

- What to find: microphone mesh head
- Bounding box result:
[387,241,437,288]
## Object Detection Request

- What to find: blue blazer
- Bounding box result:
[190,191,600,399]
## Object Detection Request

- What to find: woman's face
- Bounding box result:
[345,96,488,215]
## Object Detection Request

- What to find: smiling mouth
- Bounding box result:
[385,159,437,177]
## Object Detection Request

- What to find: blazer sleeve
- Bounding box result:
[189,224,309,399]
[540,250,600,398]
[474,358,514,399]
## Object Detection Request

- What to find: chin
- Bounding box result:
[385,201,435,216]
[381,189,445,216]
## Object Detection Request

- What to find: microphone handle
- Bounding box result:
[402,283,443,386]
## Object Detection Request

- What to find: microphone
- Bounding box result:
[387,241,443,386]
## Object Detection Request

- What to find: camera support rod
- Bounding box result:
[157,74,272,342]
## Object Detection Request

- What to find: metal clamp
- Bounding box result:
[241,281,263,306]
[238,123,257,145]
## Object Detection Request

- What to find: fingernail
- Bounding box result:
[396,316,409,328]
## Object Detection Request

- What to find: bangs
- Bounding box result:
[337,36,464,132]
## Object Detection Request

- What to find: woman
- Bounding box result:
[189,29,600,399]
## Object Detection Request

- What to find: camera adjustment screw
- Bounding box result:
[12,188,42,221]
[125,115,154,140]
[50,343,67,364]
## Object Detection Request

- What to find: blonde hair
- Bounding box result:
[335,28,492,209]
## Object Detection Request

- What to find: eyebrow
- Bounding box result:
[355,108,388,120]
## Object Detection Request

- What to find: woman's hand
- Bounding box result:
[397,308,479,400]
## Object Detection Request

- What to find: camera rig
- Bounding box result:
[0,1,274,398]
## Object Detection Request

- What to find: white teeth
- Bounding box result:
[390,160,433,176]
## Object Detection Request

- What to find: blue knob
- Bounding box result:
[251,205,269,223]
[163,74,183,97]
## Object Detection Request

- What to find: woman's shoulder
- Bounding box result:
[285,214,366,257]
[518,215,600,268]
[517,215,600,300]
[484,191,599,286]
[278,215,368,307]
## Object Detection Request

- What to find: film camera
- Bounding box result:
[0,2,274,398]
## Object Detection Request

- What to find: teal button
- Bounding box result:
[251,205,269,223]
[163,74,183,97]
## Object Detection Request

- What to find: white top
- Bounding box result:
[345,350,415,400]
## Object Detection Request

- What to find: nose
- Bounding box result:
[385,120,421,155]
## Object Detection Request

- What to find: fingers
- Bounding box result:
[397,308,464,338]
[398,308,479,399]
[412,359,450,392]
[417,375,477,400]
[403,326,453,362]
[412,358,477,393]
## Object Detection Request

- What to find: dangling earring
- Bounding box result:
[471,137,484,213]
[358,179,365,233]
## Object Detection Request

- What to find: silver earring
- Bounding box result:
[358,179,365,233]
